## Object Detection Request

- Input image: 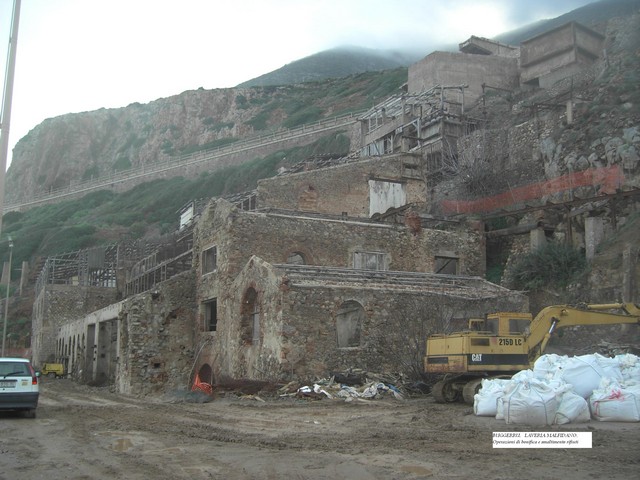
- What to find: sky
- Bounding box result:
[0,0,598,169]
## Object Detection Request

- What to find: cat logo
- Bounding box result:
[471,353,482,362]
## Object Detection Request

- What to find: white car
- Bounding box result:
[0,357,39,418]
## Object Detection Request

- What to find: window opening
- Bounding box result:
[435,256,458,275]
[241,288,260,344]
[204,299,218,332]
[202,246,217,274]
[286,252,306,265]
[485,318,499,335]
[336,300,364,348]
[353,251,386,271]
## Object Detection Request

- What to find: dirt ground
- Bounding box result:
[0,378,638,480]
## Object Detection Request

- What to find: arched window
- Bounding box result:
[241,288,260,345]
[286,251,306,265]
[336,300,364,348]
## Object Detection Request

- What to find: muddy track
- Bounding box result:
[0,379,638,479]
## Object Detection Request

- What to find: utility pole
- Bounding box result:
[1,236,12,356]
[0,0,21,237]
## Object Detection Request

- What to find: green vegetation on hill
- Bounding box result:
[243,68,408,131]
[238,46,416,88]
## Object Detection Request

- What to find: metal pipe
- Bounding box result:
[1,236,13,356]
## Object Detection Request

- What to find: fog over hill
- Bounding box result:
[238,0,640,88]
[236,45,425,88]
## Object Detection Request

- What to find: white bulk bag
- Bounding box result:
[615,354,640,382]
[555,390,590,424]
[590,379,640,422]
[503,378,559,425]
[533,354,568,380]
[473,378,510,417]
[559,354,622,399]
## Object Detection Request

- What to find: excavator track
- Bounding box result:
[462,378,483,404]
[432,379,461,403]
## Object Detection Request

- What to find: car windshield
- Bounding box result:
[0,363,30,377]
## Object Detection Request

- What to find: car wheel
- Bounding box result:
[24,409,37,419]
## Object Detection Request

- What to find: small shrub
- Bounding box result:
[82,165,100,181]
[113,156,132,172]
[510,242,587,291]
[282,106,322,129]
[247,111,271,131]
[235,95,248,109]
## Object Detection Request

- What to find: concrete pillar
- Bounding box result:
[585,217,604,260]
[95,321,113,385]
[622,243,638,303]
[19,261,28,295]
[621,244,638,334]
[530,227,547,251]
[86,323,96,383]
[1,261,8,285]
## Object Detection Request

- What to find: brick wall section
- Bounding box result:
[116,271,197,396]
[257,153,425,216]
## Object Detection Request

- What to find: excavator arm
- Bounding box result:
[526,303,640,361]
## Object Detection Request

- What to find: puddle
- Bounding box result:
[112,438,134,452]
[400,465,433,477]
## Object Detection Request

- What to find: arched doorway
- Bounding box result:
[336,300,364,348]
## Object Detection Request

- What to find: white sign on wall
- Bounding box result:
[369,180,406,217]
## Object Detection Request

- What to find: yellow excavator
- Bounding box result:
[424,303,640,404]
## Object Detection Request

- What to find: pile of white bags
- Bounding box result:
[473,353,640,424]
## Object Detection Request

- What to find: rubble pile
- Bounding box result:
[280,370,411,402]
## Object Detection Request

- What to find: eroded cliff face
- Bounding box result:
[5,88,267,203]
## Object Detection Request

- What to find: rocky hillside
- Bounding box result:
[5,70,406,204]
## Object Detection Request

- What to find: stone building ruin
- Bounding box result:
[28,18,640,394]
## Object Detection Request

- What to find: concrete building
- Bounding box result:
[520,22,605,87]
[458,36,520,58]
[408,51,520,106]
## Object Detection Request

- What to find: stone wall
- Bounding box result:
[257,154,425,216]
[192,197,492,383]
[57,302,124,383]
[194,200,485,298]
[209,257,527,382]
[116,271,197,396]
[31,284,119,367]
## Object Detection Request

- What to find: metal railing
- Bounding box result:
[5,110,365,212]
